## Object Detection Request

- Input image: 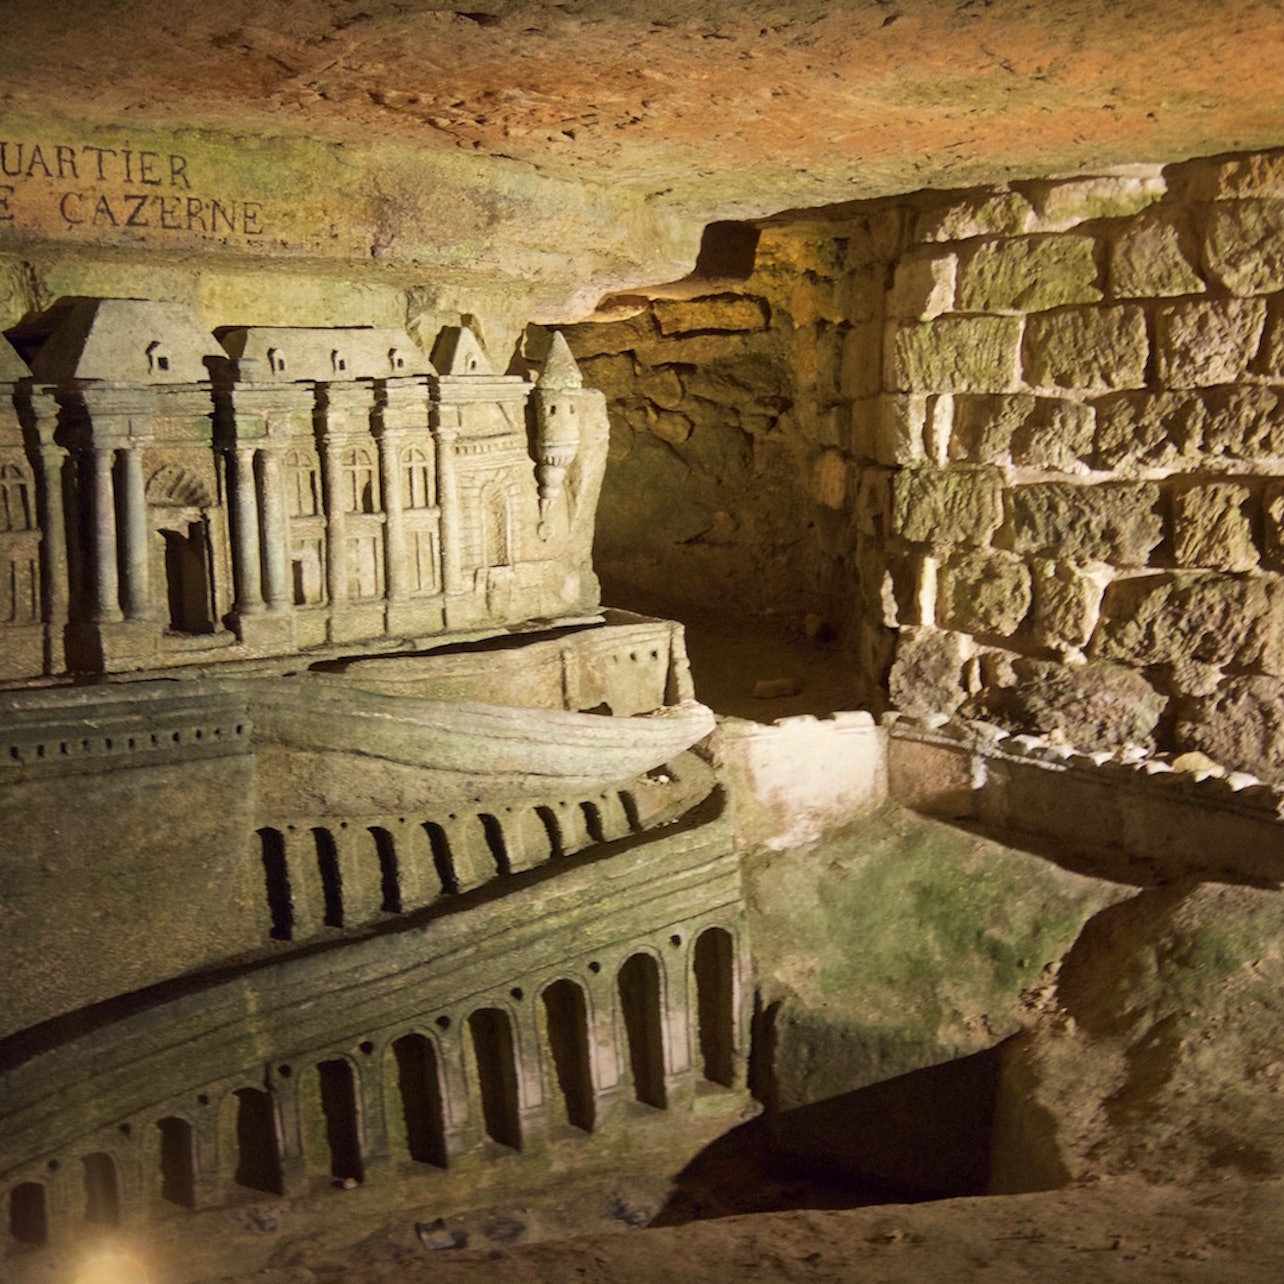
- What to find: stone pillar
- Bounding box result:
[118,446,152,620]
[257,448,290,611]
[322,437,347,611]
[90,446,123,623]
[378,430,408,607]
[31,393,69,671]
[230,446,264,616]
[434,425,462,596]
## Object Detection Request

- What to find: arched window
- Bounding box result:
[0,463,32,532]
[8,1181,46,1247]
[82,1152,120,1225]
[468,1008,521,1150]
[283,448,320,517]
[542,981,594,1132]
[369,826,401,914]
[618,953,666,1108]
[267,347,287,376]
[340,446,376,513]
[392,1034,447,1167]
[402,444,433,510]
[316,1059,363,1184]
[232,1088,283,1195]
[481,484,512,567]
[157,1116,196,1208]
[258,827,292,941]
[694,928,736,1087]
[313,828,342,928]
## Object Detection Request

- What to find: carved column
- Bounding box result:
[90,445,123,623]
[377,429,408,607]
[118,446,152,620]
[30,392,69,662]
[434,425,462,596]
[230,446,264,615]
[257,448,290,612]
[322,436,347,609]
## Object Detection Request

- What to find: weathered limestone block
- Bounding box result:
[977,657,1166,751]
[1094,391,1205,471]
[646,405,694,445]
[1011,398,1095,472]
[1175,676,1284,779]
[950,393,1028,463]
[1006,482,1163,566]
[888,251,957,321]
[577,352,637,401]
[1022,306,1148,390]
[1154,298,1267,387]
[1202,385,1284,459]
[937,548,1032,636]
[854,466,892,537]
[860,394,927,464]
[891,466,1004,544]
[1192,150,1284,199]
[653,294,770,335]
[1171,482,1259,572]
[814,449,848,510]
[1023,171,1167,230]
[1203,199,1284,294]
[915,189,1035,243]
[1109,214,1205,298]
[1094,573,1284,673]
[957,236,1101,313]
[888,626,973,716]
[841,321,884,398]
[886,316,1022,393]
[1031,559,1110,651]
[639,364,685,412]
[1265,479,1284,568]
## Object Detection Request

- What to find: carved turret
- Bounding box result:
[532,332,583,540]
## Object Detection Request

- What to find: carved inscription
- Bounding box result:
[0,140,267,239]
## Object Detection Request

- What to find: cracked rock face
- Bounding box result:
[4,0,1284,222]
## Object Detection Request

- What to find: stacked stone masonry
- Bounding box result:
[569,147,1284,780]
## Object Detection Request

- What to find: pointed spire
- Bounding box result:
[537,331,582,391]
[431,326,493,376]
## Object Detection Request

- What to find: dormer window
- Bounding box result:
[389,348,406,371]
[145,340,170,375]
[267,348,287,375]
[331,350,347,374]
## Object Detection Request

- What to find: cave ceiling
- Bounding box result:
[5,0,1284,224]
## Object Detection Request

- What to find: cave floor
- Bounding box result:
[222,1173,1284,1282]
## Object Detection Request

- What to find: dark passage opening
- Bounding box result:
[618,790,642,833]
[318,1058,364,1183]
[233,1087,283,1195]
[8,1181,46,1247]
[468,1007,522,1150]
[82,1151,120,1226]
[694,927,736,1087]
[478,813,510,875]
[258,827,292,941]
[157,1115,196,1209]
[618,952,667,1108]
[542,979,595,1132]
[370,826,401,913]
[161,521,214,634]
[313,827,343,927]
[393,1033,447,1167]
[424,821,458,894]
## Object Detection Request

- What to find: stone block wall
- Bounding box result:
[869,152,1284,779]
[572,147,1284,780]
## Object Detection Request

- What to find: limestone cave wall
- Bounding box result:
[572,148,1284,781]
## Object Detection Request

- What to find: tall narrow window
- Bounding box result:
[542,981,594,1132]
[233,1087,283,1195]
[340,446,376,513]
[392,1034,447,1167]
[82,1152,120,1226]
[468,1008,521,1150]
[370,827,401,914]
[157,1116,196,1208]
[618,953,666,1108]
[283,448,320,517]
[8,1181,46,1247]
[317,1059,364,1184]
[314,828,343,928]
[478,813,510,875]
[402,444,433,510]
[423,822,458,894]
[0,463,33,531]
[258,827,292,941]
[694,928,736,1087]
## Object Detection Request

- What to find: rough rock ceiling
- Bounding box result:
[6,0,1284,221]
